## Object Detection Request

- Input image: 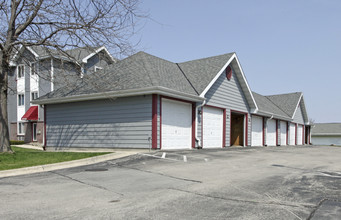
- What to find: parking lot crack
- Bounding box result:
[306,198,328,220]
[49,171,124,196]
[115,164,202,183]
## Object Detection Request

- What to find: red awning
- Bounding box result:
[21,106,38,121]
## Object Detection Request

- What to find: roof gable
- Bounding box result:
[178,53,258,111]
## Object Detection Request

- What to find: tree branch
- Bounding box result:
[14,0,44,37]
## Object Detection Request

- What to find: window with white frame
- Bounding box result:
[31,91,38,101]
[18,122,25,135]
[94,66,103,72]
[31,62,37,75]
[17,65,24,78]
[18,94,25,106]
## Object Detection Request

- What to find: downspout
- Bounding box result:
[195,99,206,148]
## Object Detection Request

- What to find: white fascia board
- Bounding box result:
[199,54,235,98]
[26,47,40,58]
[233,54,258,111]
[199,53,258,112]
[32,86,204,105]
[291,93,303,120]
[82,46,115,63]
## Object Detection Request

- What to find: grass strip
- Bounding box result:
[0,146,110,171]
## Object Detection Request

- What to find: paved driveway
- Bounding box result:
[0,146,340,219]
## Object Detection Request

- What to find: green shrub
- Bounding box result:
[10,140,25,145]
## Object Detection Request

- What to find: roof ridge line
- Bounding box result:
[176,63,199,95]
[263,95,291,118]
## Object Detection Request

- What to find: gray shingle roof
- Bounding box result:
[266,92,302,118]
[252,92,290,118]
[29,46,104,63]
[38,51,198,100]
[312,123,341,135]
[178,53,234,94]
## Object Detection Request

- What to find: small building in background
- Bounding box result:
[311,123,341,146]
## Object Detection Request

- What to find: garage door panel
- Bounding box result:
[252,116,263,146]
[289,123,296,145]
[162,99,192,149]
[280,121,287,145]
[297,125,303,145]
[203,107,223,148]
[267,119,276,146]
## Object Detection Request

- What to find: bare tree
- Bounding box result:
[0,0,144,152]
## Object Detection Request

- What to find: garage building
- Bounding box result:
[34,51,311,150]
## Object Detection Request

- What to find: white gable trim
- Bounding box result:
[291,93,303,120]
[292,94,310,124]
[199,53,258,112]
[82,46,115,63]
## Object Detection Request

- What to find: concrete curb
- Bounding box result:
[0,151,140,178]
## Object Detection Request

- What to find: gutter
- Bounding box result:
[32,86,205,105]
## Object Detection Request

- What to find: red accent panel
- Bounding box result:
[152,94,158,149]
[159,96,162,149]
[262,117,265,146]
[21,106,38,121]
[226,66,232,80]
[192,104,196,148]
[44,106,47,150]
[286,122,289,145]
[223,109,226,147]
[276,120,278,146]
[245,114,248,146]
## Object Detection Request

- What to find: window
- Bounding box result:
[31,92,38,101]
[94,66,103,72]
[18,94,24,106]
[31,62,37,75]
[18,122,25,135]
[17,65,24,78]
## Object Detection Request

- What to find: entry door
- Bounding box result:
[161,98,192,149]
[231,113,244,146]
[203,107,223,148]
[32,123,37,141]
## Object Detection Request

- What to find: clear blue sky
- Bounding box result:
[132,0,341,123]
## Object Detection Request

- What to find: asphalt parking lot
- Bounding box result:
[0,145,340,219]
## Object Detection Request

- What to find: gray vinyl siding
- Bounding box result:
[38,59,52,120]
[46,95,152,148]
[84,51,111,74]
[53,59,81,91]
[7,67,17,131]
[205,69,251,146]
[292,103,305,124]
[197,106,202,147]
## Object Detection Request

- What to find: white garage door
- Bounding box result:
[297,125,303,145]
[251,116,263,146]
[280,121,287,145]
[289,123,296,145]
[162,98,192,149]
[203,107,223,148]
[267,119,277,146]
